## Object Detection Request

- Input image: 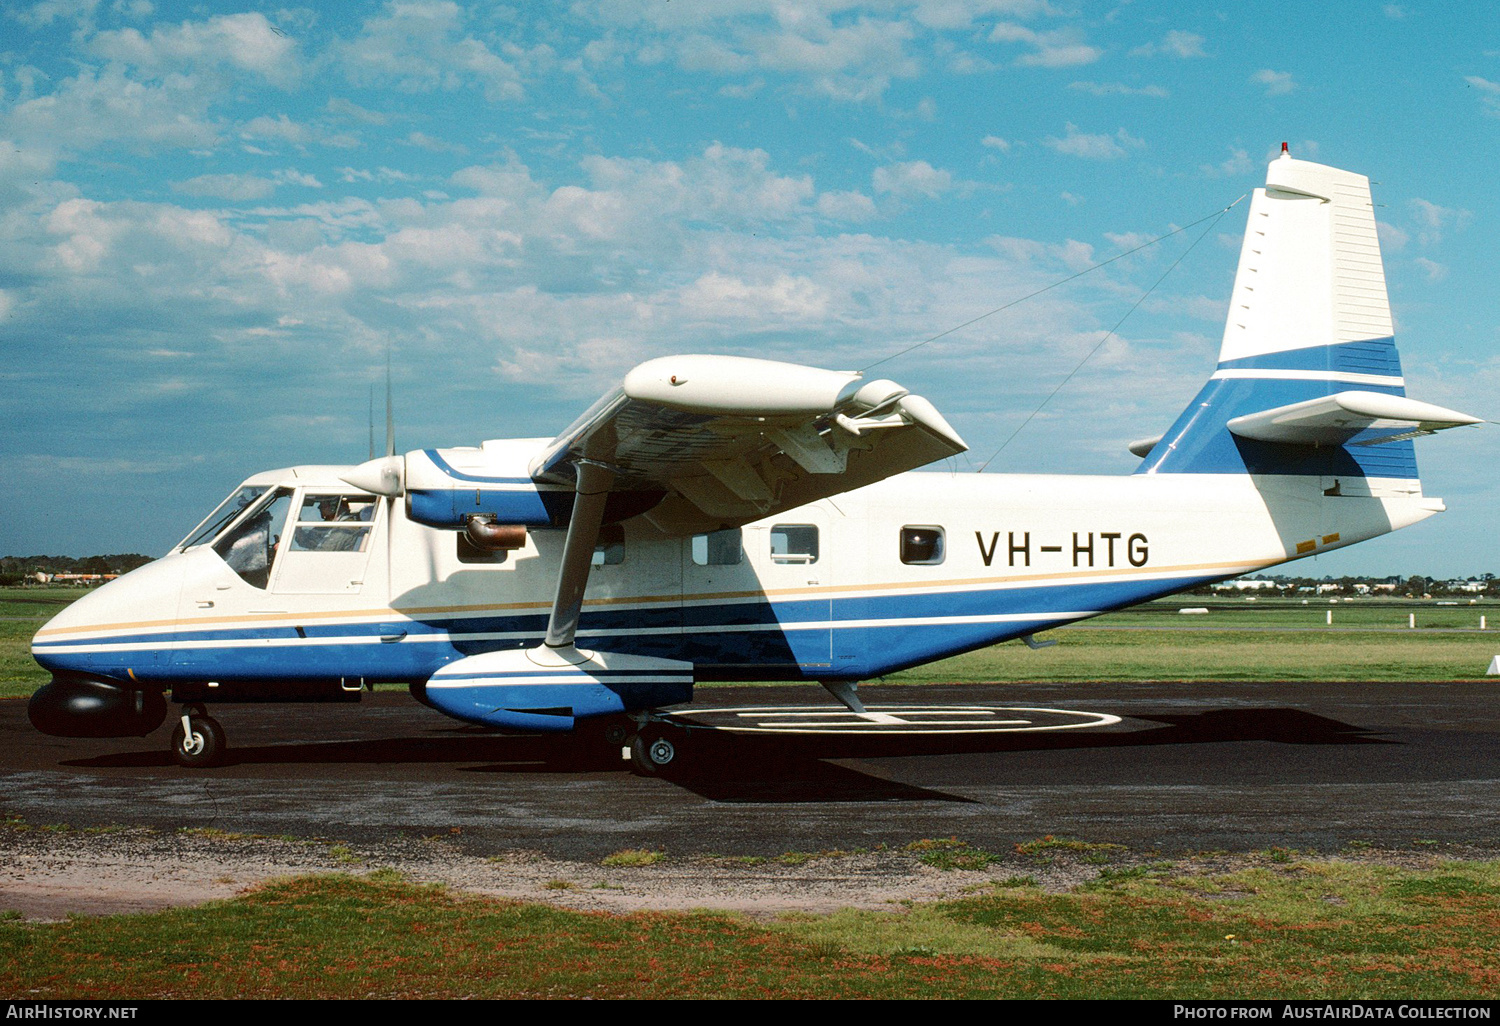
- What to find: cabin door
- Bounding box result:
[269,490,378,595]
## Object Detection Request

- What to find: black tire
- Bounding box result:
[629,733,677,776]
[171,715,226,768]
[600,718,632,748]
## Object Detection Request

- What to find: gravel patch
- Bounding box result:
[3,825,1493,923]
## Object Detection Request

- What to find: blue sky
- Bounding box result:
[2,1,1497,576]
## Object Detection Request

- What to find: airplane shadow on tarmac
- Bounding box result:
[64,706,1392,804]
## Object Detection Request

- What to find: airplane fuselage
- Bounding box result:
[32,464,1439,692]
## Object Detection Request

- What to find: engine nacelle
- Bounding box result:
[28,676,168,738]
[423,647,692,732]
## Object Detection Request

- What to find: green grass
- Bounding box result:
[0,588,77,696]
[884,599,1500,683]
[2,862,1497,998]
[600,848,664,867]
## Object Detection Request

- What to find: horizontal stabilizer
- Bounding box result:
[1226,390,1481,447]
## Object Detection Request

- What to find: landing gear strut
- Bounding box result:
[171,703,226,768]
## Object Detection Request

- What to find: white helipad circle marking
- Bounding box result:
[670,705,1122,736]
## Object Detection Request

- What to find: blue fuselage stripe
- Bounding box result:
[34,571,1220,685]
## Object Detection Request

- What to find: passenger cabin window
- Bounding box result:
[212,488,293,589]
[691,528,742,566]
[770,524,818,564]
[592,524,625,566]
[290,494,375,553]
[900,526,945,565]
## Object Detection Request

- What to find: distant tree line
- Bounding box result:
[1186,573,1496,599]
[0,555,153,586]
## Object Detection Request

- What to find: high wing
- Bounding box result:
[341,353,967,656]
[528,354,967,535]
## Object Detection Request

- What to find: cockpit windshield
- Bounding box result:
[213,489,292,589]
[178,485,269,550]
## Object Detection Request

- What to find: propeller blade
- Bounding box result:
[385,352,395,459]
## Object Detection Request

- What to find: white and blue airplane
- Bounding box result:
[29,153,1481,772]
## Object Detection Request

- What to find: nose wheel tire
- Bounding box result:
[629,733,677,776]
[172,714,226,768]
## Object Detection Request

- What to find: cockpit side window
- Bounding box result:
[290,494,376,553]
[212,489,292,589]
[179,485,268,550]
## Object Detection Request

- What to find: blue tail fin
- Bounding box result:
[1137,153,1426,482]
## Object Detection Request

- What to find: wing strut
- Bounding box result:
[543,460,614,650]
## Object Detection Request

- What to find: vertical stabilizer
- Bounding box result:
[1219,153,1393,364]
[1138,152,1415,480]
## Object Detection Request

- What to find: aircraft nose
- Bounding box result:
[30,555,186,681]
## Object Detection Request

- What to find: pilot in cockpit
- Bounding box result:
[299,495,372,552]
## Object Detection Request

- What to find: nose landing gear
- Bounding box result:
[629,733,677,775]
[171,704,226,768]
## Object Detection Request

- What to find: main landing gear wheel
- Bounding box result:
[171,707,226,768]
[629,733,678,776]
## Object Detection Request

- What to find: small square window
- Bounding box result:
[691,528,743,566]
[900,526,945,565]
[592,524,625,566]
[457,533,508,564]
[770,524,818,564]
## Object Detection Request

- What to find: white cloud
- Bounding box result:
[275,170,323,189]
[1199,147,1252,177]
[586,3,924,100]
[325,97,389,125]
[1069,81,1169,98]
[1466,75,1500,116]
[1409,198,1470,246]
[1252,69,1296,95]
[1129,30,1205,59]
[816,190,877,221]
[90,13,302,89]
[580,143,818,225]
[909,0,1054,30]
[4,65,220,157]
[1044,124,1145,160]
[171,173,277,201]
[674,271,831,321]
[989,22,1101,68]
[718,78,765,98]
[1376,221,1409,252]
[406,131,469,155]
[339,1,524,101]
[872,160,953,199]
[1414,256,1447,281]
[981,135,1011,151]
[339,166,417,184]
[739,13,921,100]
[240,114,313,146]
[13,0,99,28]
